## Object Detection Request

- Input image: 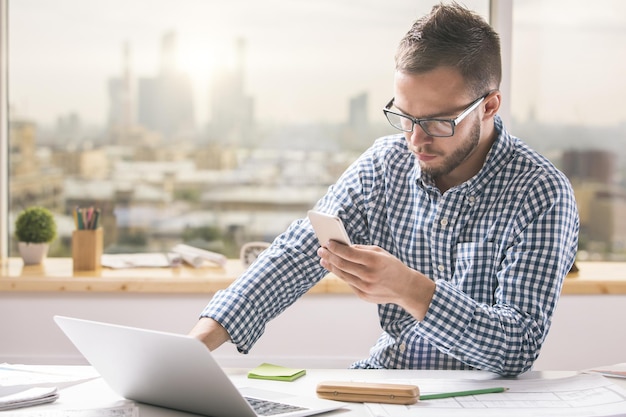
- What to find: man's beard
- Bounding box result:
[419,120,481,179]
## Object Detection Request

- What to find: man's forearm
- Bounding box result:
[189,317,231,351]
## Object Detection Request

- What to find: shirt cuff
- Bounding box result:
[200,289,265,354]
[416,279,477,353]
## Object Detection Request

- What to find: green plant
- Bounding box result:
[15,206,57,244]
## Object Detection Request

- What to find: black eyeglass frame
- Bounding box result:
[383,92,492,138]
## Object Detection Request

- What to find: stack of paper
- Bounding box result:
[0,386,59,411]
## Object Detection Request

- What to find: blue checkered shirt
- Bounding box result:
[201,116,579,376]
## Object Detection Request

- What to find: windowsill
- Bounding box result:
[0,258,340,294]
[0,258,624,295]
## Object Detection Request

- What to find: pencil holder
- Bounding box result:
[72,228,103,271]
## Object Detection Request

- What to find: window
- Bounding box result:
[510,0,626,260]
[4,0,488,258]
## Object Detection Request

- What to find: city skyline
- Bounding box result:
[6,1,626,261]
[8,0,442,128]
[7,0,626,129]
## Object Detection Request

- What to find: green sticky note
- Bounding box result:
[247,363,306,382]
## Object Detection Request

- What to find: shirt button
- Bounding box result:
[440,218,449,227]
[468,196,476,203]
[399,343,406,353]
[437,264,445,272]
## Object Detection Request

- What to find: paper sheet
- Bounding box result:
[0,404,138,417]
[365,373,626,417]
[0,364,99,387]
[100,253,180,268]
[585,363,626,379]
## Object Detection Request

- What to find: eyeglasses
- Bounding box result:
[383,93,489,137]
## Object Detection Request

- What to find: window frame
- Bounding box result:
[1,0,9,258]
[0,0,510,259]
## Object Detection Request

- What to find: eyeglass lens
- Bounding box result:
[385,112,454,137]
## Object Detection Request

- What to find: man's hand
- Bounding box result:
[317,241,436,321]
[188,317,231,351]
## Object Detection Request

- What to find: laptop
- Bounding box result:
[54,316,345,417]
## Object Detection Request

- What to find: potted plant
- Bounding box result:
[14,206,57,265]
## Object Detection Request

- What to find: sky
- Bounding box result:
[511,0,626,126]
[7,0,626,128]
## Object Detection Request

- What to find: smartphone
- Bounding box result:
[307,210,352,246]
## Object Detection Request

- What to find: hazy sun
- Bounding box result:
[178,47,214,85]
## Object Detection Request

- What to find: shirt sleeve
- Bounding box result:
[415,171,579,376]
[200,226,326,353]
[199,146,377,354]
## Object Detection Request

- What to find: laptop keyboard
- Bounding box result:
[245,396,308,416]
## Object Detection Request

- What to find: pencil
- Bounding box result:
[419,387,508,400]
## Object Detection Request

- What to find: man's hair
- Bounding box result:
[395,2,501,96]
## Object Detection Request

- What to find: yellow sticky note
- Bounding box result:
[247,363,306,382]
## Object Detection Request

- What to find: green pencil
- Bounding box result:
[420,387,508,400]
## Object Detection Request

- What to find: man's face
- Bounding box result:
[392,67,487,182]
[418,119,481,178]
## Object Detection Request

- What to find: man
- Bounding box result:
[189,3,579,376]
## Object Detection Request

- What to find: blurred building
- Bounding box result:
[349,92,368,130]
[342,91,369,149]
[52,146,109,180]
[136,32,195,141]
[563,150,626,253]
[209,38,254,145]
[562,149,617,185]
[107,41,136,145]
[9,120,64,212]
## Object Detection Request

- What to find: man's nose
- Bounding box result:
[407,126,433,147]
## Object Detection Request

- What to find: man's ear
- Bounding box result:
[482,90,501,119]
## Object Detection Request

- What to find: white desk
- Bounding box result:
[7,366,626,416]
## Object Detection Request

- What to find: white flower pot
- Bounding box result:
[18,242,49,265]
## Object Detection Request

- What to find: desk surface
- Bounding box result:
[1,258,625,294]
[8,366,626,416]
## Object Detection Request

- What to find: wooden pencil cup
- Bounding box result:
[72,228,103,271]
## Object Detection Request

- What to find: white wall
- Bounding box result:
[1,291,624,371]
[0,292,381,369]
[534,295,626,371]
